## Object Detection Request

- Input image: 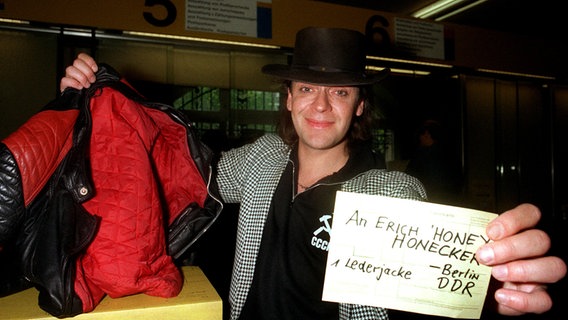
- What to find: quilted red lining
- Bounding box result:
[73,86,208,311]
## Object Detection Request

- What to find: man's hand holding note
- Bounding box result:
[322,191,498,319]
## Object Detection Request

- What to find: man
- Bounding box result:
[61,27,566,319]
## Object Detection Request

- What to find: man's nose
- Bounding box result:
[312,91,332,112]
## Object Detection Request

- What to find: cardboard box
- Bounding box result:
[0,266,222,319]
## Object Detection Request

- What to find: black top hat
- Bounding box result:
[262,27,389,85]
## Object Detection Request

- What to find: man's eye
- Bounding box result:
[299,87,312,92]
[336,90,348,96]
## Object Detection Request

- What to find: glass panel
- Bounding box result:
[175,86,279,145]
[174,87,221,111]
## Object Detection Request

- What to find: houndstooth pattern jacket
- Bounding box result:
[216,134,427,320]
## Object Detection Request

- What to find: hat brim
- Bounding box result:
[261,64,389,86]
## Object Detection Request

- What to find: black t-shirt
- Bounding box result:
[239,143,385,319]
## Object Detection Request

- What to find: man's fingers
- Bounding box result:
[63,65,93,90]
[487,204,541,240]
[494,285,552,315]
[66,54,98,87]
[59,53,99,92]
[76,53,98,73]
[491,256,567,283]
[477,229,550,265]
[59,77,83,92]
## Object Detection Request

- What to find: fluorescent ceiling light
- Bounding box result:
[367,55,453,69]
[367,66,431,76]
[123,31,280,49]
[477,68,555,80]
[435,0,489,21]
[412,0,469,19]
[0,18,29,25]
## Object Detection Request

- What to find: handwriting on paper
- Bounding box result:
[322,192,497,319]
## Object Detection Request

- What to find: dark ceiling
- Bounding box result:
[320,0,564,40]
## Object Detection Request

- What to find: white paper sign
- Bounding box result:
[186,0,272,38]
[394,17,445,60]
[322,192,497,319]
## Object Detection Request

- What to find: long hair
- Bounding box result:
[276,80,377,149]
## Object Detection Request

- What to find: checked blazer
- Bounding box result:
[216,134,427,320]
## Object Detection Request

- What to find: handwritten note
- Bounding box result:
[322,192,498,319]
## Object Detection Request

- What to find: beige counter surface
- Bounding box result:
[0,266,222,320]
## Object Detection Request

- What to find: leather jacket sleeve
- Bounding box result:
[0,142,24,245]
[0,143,31,298]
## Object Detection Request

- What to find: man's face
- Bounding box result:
[287,81,364,151]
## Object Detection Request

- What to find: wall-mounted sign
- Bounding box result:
[186,0,271,38]
[0,0,273,42]
[394,18,445,60]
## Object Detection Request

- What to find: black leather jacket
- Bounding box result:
[0,65,223,317]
